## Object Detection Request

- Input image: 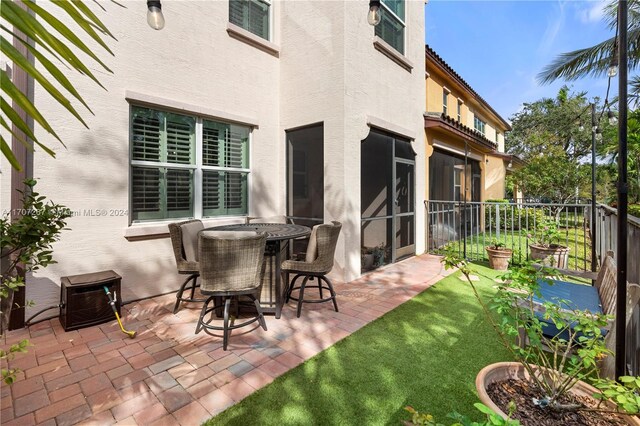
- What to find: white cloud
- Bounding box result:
[537,1,566,56]
[576,1,606,24]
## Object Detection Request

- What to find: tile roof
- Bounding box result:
[425,45,511,131]
[424,112,498,151]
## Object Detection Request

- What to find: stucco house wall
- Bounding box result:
[2,0,426,317]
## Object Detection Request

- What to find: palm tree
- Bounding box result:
[537,0,640,101]
[1,0,115,171]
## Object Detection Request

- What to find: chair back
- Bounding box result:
[307,221,341,274]
[198,231,267,294]
[168,219,203,273]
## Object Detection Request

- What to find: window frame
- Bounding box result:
[228,0,272,41]
[474,115,486,135]
[129,105,252,224]
[376,0,406,55]
[442,88,450,117]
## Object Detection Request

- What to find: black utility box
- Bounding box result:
[60,270,121,331]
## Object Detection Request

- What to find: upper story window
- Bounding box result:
[375,0,405,54]
[474,116,486,135]
[457,100,462,122]
[130,106,250,223]
[442,89,448,116]
[229,0,270,40]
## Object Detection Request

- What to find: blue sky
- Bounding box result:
[425,0,617,121]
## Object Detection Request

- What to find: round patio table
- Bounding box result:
[203,223,311,318]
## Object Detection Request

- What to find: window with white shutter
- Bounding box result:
[229,0,270,40]
[375,0,405,54]
[130,106,250,223]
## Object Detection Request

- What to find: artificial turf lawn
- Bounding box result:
[204,264,512,426]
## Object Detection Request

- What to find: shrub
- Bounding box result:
[484,202,546,232]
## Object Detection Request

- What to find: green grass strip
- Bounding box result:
[205,264,512,425]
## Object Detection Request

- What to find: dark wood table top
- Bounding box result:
[204,223,311,241]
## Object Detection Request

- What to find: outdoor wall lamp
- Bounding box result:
[147,0,165,30]
[608,110,618,125]
[368,0,382,26]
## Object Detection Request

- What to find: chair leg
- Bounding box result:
[223,298,231,351]
[174,274,197,314]
[321,276,339,313]
[285,274,302,303]
[189,276,197,300]
[317,276,323,299]
[297,276,310,318]
[195,296,213,334]
[249,294,268,331]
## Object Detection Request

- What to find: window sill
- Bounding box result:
[373,36,413,72]
[227,22,280,57]
[124,217,247,241]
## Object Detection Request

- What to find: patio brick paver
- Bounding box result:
[1,254,450,425]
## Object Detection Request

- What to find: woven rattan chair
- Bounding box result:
[196,231,268,350]
[282,221,341,317]
[169,219,206,314]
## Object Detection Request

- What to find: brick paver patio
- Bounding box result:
[1,254,451,425]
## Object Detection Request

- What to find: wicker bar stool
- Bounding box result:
[196,231,268,350]
[282,221,341,318]
[168,220,206,314]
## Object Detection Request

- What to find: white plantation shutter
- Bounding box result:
[229,0,269,40]
[166,117,194,164]
[131,167,160,213]
[225,172,247,211]
[132,110,161,162]
[166,169,193,214]
[130,106,249,222]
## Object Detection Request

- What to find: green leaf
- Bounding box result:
[0,1,107,88]
[69,0,116,39]
[0,37,88,128]
[0,135,22,170]
[0,69,62,143]
[23,0,114,70]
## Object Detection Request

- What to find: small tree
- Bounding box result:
[1,179,71,383]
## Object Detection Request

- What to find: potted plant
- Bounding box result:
[443,252,640,425]
[485,239,512,271]
[527,218,569,268]
[1,179,71,384]
[362,244,387,271]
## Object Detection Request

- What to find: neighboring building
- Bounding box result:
[1,0,426,316]
[423,45,512,247]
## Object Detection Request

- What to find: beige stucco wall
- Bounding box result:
[3,0,426,315]
[484,156,506,200]
[11,1,282,314]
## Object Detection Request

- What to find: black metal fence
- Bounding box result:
[425,200,593,271]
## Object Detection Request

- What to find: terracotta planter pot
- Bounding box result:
[476,362,640,425]
[529,244,569,268]
[485,247,513,270]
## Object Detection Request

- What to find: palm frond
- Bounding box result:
[537,37,617,84]
[0,0,114,170]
